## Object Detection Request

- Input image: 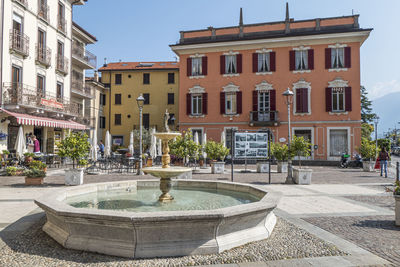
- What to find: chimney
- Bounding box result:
[285,2,290,34]
[103,57,107,67]
[239,7,244,38]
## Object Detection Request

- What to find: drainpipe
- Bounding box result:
[0,0,5,106]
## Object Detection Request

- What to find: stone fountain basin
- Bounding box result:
[34,180,281,259]
[143,166,192,178]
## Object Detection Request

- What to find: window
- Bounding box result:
[225,92,237,115]
[114,114,121,125]
[168,113,175,125]
[192,58,202,76]
[37,30,46,61]
[168,73,175,84]
[191,129,203,144]
[112,135,123,146]
[258,53,270,72]
[37,75,45,96]
[143,113,149,129]
[295,50,308,70]
[11,65,22,87]
[329,129,348,157]
[57,41,63,56]
[13,13,23,33]
[99,116,106,129]
[225,55,237,74]
[56,82,63,101]
[167,93,174,105]
[191,94,203,115]
[295,88,309,113]
[331,48,344,69]
[143,93,150,105]
[115,74,122,84]
[332,88,345,112]
[100,93,106,106]
[143,73,150,84]
[115,93,121,105]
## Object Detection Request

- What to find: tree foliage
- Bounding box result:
[271,143,289,161]
[57,132,90,169]
[169,130,201,164]
[357,137,378,160]
[290,136,311,167]
[204,140,230,161]
[361,123,374,140]
[361,86,376,124]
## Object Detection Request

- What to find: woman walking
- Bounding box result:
[379,147,390,178]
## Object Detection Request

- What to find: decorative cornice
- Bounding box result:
[292,78,311,90]
[328,77,349,88]
[189,85,205,94]
[293,45,311,51]
[223,73,240,78]
[328,68,348,72]
[255,48,273,53]
[189,75,205,79]
[223,50,239,55]
[255,80,273,91]
[328,43,348,48]
[293,70,311,74]
[222,82,240,92]
[189,53,205,58]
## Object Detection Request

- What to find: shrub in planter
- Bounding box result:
[24,152,35,163]
[30,160,47,171]
[57,132,90,185]
[271,143,289,173]
[169,130,201,166]
[204,141,230,174]
[24,168,46,185]
[290,136,312,184]
[6,166,17,176]
[357,137,378,172]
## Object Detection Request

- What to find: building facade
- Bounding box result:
[99,62,179,146]
[171,9,371,160]
[0,0,96,153]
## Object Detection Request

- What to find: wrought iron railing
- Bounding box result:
[72,43,97,69]
[36,44,51,67]
[2,82,80,117]
[250,111,279,123]
[9,29,29,57]
[37,2,50,22]
[57,16,67,34]
[56,55,69,74]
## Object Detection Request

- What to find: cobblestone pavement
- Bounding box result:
[344,195,395,211]
[304,215,400,265]
[0,216,346,267]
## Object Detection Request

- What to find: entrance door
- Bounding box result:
[7,125,19,151]
[12,14,22,50]
[258,91,270,121]
[294,129,312,159]
[329,129,348,157]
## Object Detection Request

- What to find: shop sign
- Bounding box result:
[41,98,63,109]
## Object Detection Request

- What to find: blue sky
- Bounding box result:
[74,0,400,102]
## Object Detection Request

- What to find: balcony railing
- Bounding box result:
[37,3,50,22]
[9,29,29,57]
[57,16,67,34]
[250,111,279,126]
[56,55,69,75]
[13,0,28,8]
[72,44,97,69]
[2,82,80,117]
[71,79,94,98]
[36,44,51,67]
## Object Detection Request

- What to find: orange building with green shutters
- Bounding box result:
[171,7,372,161]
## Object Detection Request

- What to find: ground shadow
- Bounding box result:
[352,219,400,231]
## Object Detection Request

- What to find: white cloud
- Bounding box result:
[369,80,400,100]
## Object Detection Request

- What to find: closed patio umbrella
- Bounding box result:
[202,133,207,159]
[14,126,26,158]
[104,130,111,157]
[221,131,226,147]
[128,131,134,155]
[149,128,156,159]
[91,129,98,161]
[157,138,162,157]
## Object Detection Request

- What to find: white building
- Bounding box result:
[0,0,97,154]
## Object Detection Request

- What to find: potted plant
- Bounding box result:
[290,136,313,185]
[271,143,289,173]
[204,140,230,174]
[57,132,90,186]
[6,166,25,176]
[24,152,35,164]
[24,168,46,185]
[169,130,201,167]
[394,181,400,226]
[358,137,377,172]
[2,150,10,160]
[30,160,47,172]
[199,155,205,167]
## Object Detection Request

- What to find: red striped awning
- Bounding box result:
[0,108,87,130]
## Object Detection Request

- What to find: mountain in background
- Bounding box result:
[372,92,400,137]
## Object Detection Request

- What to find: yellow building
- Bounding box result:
[98,61,179,146]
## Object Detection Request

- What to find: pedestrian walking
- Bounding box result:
[31,135,40,154]
[379,147,390,178]
[99,140,105,158]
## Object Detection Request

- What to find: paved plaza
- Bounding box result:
[0,165,398,266]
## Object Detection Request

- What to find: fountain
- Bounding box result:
[34,111,280,259]
[142,110,191,202]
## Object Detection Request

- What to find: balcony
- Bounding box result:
[71,79,94,99]
[2,82,79,117]
[57,16,67,34]
[9,30,29,57]
[13,0,28,8]
[36,44,51,67]
[76,115,96,127]
[249,111,280,126]
[56,55,69,75]
[72,44,97,69]
[37,3,50,23]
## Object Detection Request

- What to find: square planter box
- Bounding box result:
[277,161,288,173]
[257,162,270,173]
[293,168,312,185]
[25,177,44,185]
[211,162,225,174]
[65,168,84,186]
[363,161,375,172]
[395,195,400,227]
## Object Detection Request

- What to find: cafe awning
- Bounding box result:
[0,108,87,130]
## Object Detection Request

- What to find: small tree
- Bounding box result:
[169,130,201,165]
[204,140,230,162]
[271,143,289,161]
[357,137,377,161]
[57,132,90,169]
[377,138,391,152]
[290,136,311,168]
[361,123,374,141]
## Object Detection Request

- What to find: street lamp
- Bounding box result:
[374,115,380,150]
[136,94,145,175]
[283,87,294,184]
